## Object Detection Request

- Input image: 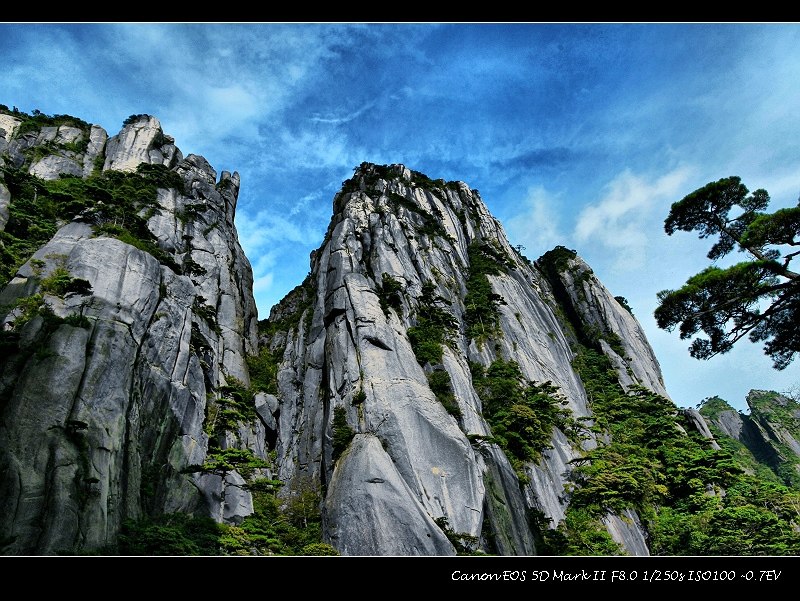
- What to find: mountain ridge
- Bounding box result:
[1,108,799,556]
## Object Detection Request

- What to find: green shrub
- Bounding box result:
[118,478,333,556]
[561,343,800,555]
[122,114,148,126]
[353,387,367,405]
[536,507,625,556]
[407,281,458,367]
[376,272,403,317]
[220,479,326,556]
[13,109,90,138]
[118,513,222,556]
[63,313,91,329]
[39,266,73,296]
[247,346,280,395]
[185,447,270,480]
[300,542,340,556]
[428,369,460,418]
[0,168,58,287]
[204,376,259,436]
[193,295,220,333]
[614,296,634,315]
[136,163,185,194]
[435,516,479,555]
[464,242,510,343]
[472,358,574,480]
[408,334,443,365]
[332,406,355,461]
[9,294,46,329]
[0,158,188,290]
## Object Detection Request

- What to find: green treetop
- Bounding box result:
[655,176,800,369]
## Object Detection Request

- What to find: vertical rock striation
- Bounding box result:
[4,108,756,556]
[0,112,258,554]
[261,163,665,555]
[701,390,800,487]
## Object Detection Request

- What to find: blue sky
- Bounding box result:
[2,23,798,412]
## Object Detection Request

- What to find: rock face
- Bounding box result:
[0,113,22,149]
[3,109,751,557]
[104,115,181,173]
[682,407,721,450]
[543,252,669,399]
[0,181,9,231]
[259,163,670,556]
[701,391,800,487]
[0,110,258,554]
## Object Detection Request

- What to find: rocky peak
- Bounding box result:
[0,109,258,554]
[103,114,181,173]
[0,110,102,180]
[747,390,800,482]
[700,391,800,487]
[5,120,792,557]
[536,246,670,398]
[257,161,685,555]
[0,113,22,150]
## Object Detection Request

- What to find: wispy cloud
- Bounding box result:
[236,208,321,309]
[253,272,275,294]
[574,167,693,272]
[309,101,377,125]
[492,147,574,171]
[2,23,798,411]
[264,128,363,171]
[504,186,565,256]
[237,208,317,252]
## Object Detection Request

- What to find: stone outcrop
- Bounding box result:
[0,111,258,554]
[701,391,800,486]
[4,108,764,557]
[537,247,669,398]
[0,113,21,149]
[682,407,721,450]
[259,163,669,555]
[104,115,181,173]
[0,180,9,231]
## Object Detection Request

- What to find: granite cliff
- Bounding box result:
[258,162,668,555]
[700,390,800,488]
[0,110,258,554]
[2,109,798,556]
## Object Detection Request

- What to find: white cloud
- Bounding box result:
[253,272,275,294]
[237,208,312,253]
[574,167,692,271]
[504,186,565,256]
[309,101,376,125]
[205,85,260,123]
[252,250,282,274]
[73,24,361,162]
[253,128,364,174]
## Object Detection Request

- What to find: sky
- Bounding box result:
[1,22,798,412]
